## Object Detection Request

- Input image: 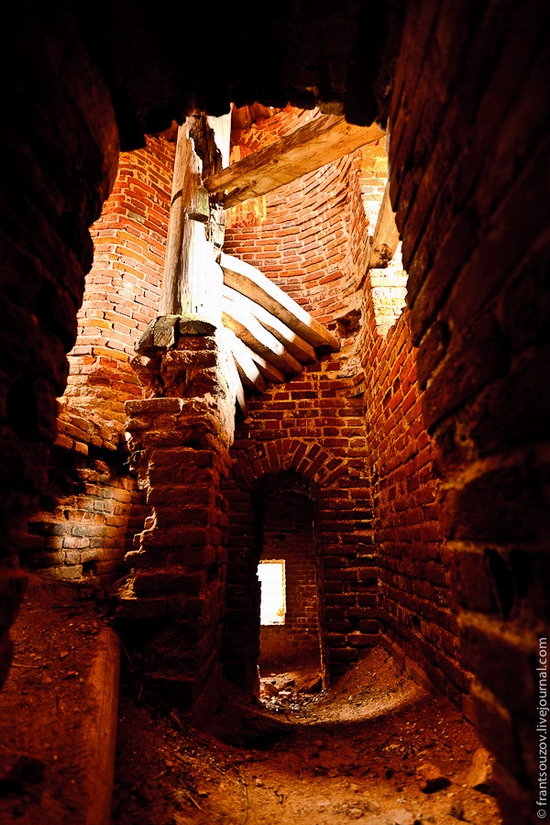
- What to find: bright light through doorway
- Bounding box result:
[258,560,285,625]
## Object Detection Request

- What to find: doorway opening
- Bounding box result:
[258,560,286,626]
[254,474,327,707]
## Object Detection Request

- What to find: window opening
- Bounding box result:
[257,560,285,625]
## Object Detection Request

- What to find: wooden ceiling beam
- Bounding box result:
[204,116,384,207]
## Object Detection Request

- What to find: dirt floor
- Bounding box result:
[0,573,503,825]
[0,572,110,824]
[114,648,502,824]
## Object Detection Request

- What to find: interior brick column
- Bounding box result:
[119,328,234,717]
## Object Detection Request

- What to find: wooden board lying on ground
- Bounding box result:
[205,116,384,207]
[222,293,303,375]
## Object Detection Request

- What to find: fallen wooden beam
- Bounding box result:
[221,253,340,352]
[222,293,303,375]
[204,115,385,207]
[222,284,317,364]
[368,182,400,269]
[84,628,120,825]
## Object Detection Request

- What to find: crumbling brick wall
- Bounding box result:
[223,106,464,706]
[64,136,174,425]
[0,3,120,688]
[22,138,175,585]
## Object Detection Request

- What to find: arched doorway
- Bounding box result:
[253,473,328,702]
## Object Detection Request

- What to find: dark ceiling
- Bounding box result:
[67,0,398,148]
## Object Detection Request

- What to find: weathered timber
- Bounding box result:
[159,124,199,316]
[224,329,268,394]
[241,343,285,384]
[204,115,384,207]
[222,284,317,364]
[222,293,303,375]
[160,114,231,322]
[217,328,247,413]
[153,315,180,348]
[368,182,400,269]
[83,629,120,825]
[179,317,217,336]
[220,253,340,352]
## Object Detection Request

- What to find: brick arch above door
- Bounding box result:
[231,439,348,490]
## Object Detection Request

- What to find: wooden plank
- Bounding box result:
[217,328,247,413]
[220,253,340,352]
[224,329,267,394]
[159,124,197,315]
[160,116,231,321]
[368,183,400,269]
[218,328,247,405]
[222,284,317,364]
[228,331,285,386]
[83,628,120,825]
[246,350,285,384]
[204,116,385,207]
[222,293,303,375]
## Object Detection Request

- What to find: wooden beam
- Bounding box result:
[222,293,303,376]
[368,182,400,269]
[160,115,231,321]
[248,351,285,384]
[221,253,340,352]
[222,284,317,364]
[159,124,197,315]
[228,331,285,386]
[204,115,385,207]
[217,329,248,412]
[224,329,267,394]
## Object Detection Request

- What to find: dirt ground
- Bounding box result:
[113,649,503,824]
[0,573,503,825]
[0,573,110,824]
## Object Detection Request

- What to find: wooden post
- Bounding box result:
[158,124,198,316]
[159,114,231,325]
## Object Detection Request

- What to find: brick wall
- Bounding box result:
[223,116,382,684]
[1,12,547,819]
[23,137,175,585]
[360,297,465,704]
[22,448,145,583]
[258,485,325,672]
[64,136,175,426]
[386,0,550,819]
[0,3,120,688]
[222,108,463,703]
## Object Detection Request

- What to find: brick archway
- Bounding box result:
[231,439,348,490]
